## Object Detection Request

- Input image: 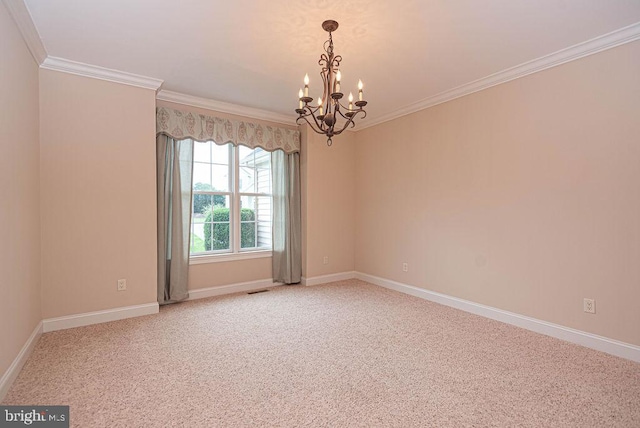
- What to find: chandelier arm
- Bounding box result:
[300,106,327,132]
[333,110,366,135]
[334,109,356,123]
[335,104,366,122]
[346,108,367,120]
[296,115,329,135]
[333,119,354,136]
[334,99,366,119]
[308,107,327,131]
[306,104,323,118]
[321,69,331,114]
[335,100,350,111]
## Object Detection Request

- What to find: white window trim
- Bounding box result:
[189,250,272,265]
[190,143,272,262]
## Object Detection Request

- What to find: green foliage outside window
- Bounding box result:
[193,183,227,214]
[203,207,255,250]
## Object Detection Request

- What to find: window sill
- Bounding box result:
[189,250,272,265]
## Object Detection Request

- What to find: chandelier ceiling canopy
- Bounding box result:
[295,20,368,146]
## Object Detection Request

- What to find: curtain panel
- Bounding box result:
[272,150,302,284]
[156,107,300,153]
[157,135,193,304]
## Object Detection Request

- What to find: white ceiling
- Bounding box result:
[23,0,640,125]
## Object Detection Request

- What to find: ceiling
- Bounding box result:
[23,0,640,126]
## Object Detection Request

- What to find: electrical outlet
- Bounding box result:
[323,256,328,265]
[117,279,127,291]
[402,263,408,272]
[583,298,595,314]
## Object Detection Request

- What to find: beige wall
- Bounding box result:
[302,127,356,278]
[189,257,272,289]
[40,70,158,318]
[355,41,640,346]
[0,2,42,380]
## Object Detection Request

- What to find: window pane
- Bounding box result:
[255,148,271,194]
[190,228,205,253]
[240,166,255,193]
[239,195,271,249]
[212,143,230,165]
[193,194,213,218]
[193,141,211,163]
[239,145,254,167]
[254,147,269,160]
[193,163,211,188]
[190,195,231,255]
[202,221,231,252]
[240,195,255,249]
[255,196,272,248]
[212,194,229,209]
[212,164,230,192]
[209,223,231,251]
[254,148,270,169]
[191,195,210,254]
[190,144,273,257]
[240,147,271,194]
[257,167,271,194]
[240,221,256,248]
[209,201,231,251]
[193,142,230,192]
[240,195,255,212]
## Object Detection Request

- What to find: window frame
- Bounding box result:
[189,142,273,264]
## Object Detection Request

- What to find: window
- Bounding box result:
[190,142,272,258]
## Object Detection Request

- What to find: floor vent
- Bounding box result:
[247,289,269,295]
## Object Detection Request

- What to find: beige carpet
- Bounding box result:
[3,279,640,427]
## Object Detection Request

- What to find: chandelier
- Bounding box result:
[295,20,368,146]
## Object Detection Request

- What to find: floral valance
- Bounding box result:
[156,107,300,153]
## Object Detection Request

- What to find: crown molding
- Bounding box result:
[40,56,164,91]
[5,0,638,127]
[359,21,640,130]
[3,0,47,64]
[157,90,296,126]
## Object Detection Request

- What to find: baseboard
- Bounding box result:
[301,271,356,287]
[0,321,43,401]
[187,278,283,300]
[42,303,159,333]
[355,272,640,363]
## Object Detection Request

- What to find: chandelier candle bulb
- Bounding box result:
[304,74,309,97]
[348,92,353,110]
[318,97,323,116]
[358,80,363,101]
[335,70,341,93]
[298,89,303,109]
